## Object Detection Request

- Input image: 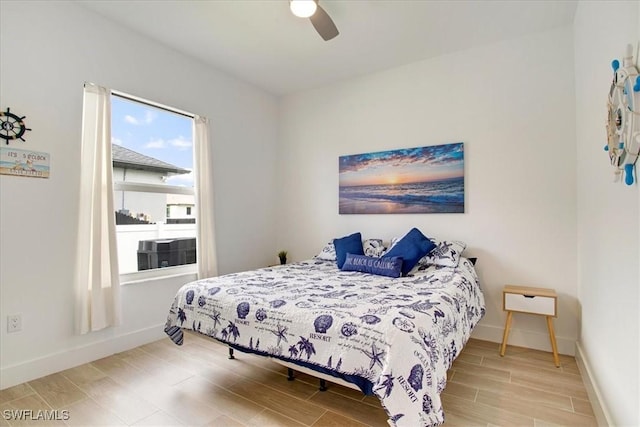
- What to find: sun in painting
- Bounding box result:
[386,175,399,185]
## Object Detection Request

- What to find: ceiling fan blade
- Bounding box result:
[310,4,339,41]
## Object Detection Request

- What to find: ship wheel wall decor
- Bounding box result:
[0,107,31,144]
[605,44,640,185]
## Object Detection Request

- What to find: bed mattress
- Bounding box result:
[165,258,485,426]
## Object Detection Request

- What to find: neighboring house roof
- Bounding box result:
[112,144,190,175]
[166,194,195,205]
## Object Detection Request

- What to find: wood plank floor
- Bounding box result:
[0,332,596,426]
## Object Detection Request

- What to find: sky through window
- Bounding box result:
[111,95,193,187]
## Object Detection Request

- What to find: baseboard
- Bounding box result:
[0,323,166,390]
[575,342,612,427]
[0,322,581,390]
[471,323,575,356]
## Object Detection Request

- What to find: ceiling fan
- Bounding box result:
[290,0,339,41]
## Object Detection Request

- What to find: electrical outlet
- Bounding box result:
[7,315,21,333]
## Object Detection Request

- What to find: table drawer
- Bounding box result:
[504,293,556,316]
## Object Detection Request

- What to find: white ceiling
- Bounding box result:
[79,0,577,96]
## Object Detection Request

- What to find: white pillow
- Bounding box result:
[419,239,467,268]
[389,236,467,268]
[314,242,337,261]
[363,239,386,257]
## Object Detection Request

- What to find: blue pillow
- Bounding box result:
[382,228,436,276]
[333,232,364,269]
[341,253,403,278]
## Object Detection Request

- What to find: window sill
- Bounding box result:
[120,264,197,286]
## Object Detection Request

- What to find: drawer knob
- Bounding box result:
[524,295,535,298]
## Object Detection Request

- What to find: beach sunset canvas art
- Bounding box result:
[339,143,464,214]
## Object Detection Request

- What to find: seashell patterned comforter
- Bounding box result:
[165,258,485,426]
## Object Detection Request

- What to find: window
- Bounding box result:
[111,93,196,279]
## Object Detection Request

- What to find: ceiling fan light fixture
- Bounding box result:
[290,0,317,18]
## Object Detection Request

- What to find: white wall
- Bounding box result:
[574,1,639,425]
[2,6,635,423]
[0,1,279,388]
[278,28,578,355]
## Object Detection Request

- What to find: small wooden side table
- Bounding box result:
[500,285,560,367]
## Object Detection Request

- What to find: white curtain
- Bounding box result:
[194,115,218,279]
[75,84,121,334]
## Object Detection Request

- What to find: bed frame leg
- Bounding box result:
[319,379,327,392]
[228,347,235,359]
[287,368,295,381]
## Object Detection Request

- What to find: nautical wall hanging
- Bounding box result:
[0,147,50,179]
[0,107,31,144]
[605,44,640,185]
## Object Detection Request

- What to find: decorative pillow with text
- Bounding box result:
[341,253,403,278]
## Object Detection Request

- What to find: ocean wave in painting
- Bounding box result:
[339,177,464,214]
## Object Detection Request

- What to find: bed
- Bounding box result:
[164,239,485,427]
